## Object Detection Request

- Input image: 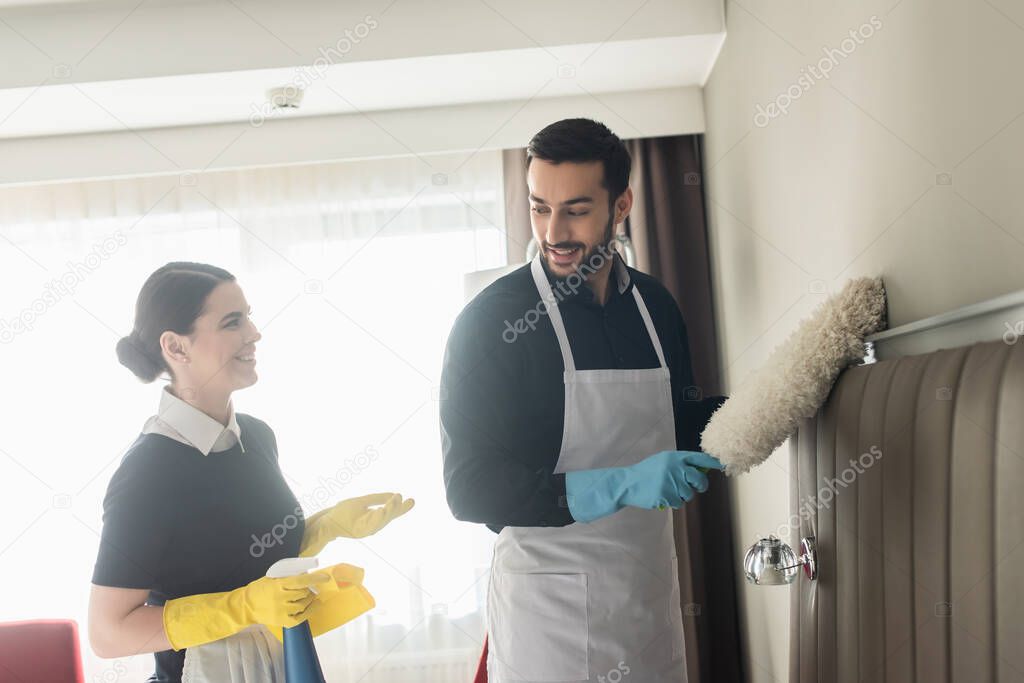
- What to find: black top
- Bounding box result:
[92,414,303,683]
[440,257,726,533]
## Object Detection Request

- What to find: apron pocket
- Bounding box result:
[493,572,589,681]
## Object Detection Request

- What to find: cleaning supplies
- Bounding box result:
[266,558,333,683]
[265,560,375,642]
[700,277,887,475]
[162,570,330,651]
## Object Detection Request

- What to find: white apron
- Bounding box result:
[181,624,284,683]
[487,255,686,683]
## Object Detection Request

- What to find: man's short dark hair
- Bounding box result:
[526,118,631,203]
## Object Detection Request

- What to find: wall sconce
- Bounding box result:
[743,535,817,585]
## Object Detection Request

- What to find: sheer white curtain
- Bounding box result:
[0,150,505,681]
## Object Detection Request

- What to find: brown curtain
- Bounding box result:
[501,135,744,683]
[626,134,744,683]
[502,148,532,263]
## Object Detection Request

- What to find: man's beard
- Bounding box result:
[545,216,616,285]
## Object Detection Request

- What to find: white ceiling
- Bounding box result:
[0,0,725,184]
[0,34,722,139]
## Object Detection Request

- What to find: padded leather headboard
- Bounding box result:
[789,338,1024,682]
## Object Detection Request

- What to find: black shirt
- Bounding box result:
[92,414,303,682]
[440,257,725,533]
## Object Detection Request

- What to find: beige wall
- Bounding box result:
[701,0,1024,680]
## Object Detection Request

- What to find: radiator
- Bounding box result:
[789,335,1024,682]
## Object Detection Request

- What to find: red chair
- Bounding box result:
[0,619,85,683]
[473,634,488,682]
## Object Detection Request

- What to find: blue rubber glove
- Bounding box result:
[565,450,725,523]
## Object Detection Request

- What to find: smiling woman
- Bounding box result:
[0,149,504,682]
[92,261,370,683]
[114,263,247,385]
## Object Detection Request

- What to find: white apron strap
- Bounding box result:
[530,253,670,372]
[631,286,669,370]
[530,256,576,372]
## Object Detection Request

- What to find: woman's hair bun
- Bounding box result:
[115,331,163,383]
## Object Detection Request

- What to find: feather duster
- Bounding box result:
[700,277,887,475]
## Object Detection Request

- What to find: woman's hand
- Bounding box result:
[299,493,415,557]
[162,572,332,650]
[265,563,376,641]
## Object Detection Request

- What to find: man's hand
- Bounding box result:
[565,451,724,523]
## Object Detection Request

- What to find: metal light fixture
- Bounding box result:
[743,535,817,585]
[266,85,304,110]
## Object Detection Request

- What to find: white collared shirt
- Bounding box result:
[142,386,245,455]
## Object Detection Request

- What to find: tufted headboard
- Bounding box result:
[788,290,1024,683]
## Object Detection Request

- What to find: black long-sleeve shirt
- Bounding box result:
[440,257,725,533]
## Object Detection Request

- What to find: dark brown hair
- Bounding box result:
[526,118,632,205]
[116,262,235,382]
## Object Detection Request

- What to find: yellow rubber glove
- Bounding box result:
[267,563,376,642]
[299,493,415,557]
[162,572,330,651]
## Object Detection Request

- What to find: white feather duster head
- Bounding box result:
[700,277,887,476]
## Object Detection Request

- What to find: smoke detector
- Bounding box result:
[266,86,304,110]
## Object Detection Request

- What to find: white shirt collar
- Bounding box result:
[150,386,244,456]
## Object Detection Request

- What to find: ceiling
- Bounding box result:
[0,0,725,139]
[0,34,722,138]
[0,0,725,185]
